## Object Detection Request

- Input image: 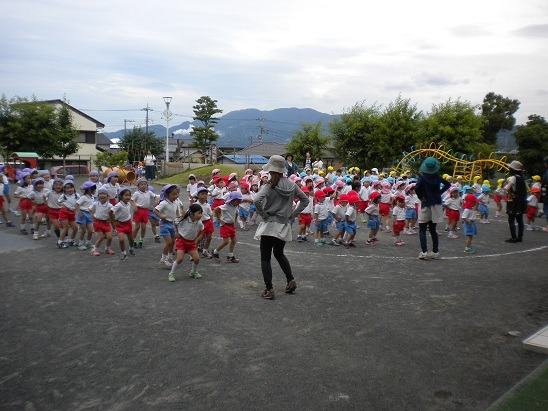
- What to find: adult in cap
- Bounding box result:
[254,155,310,300]
[504,160,527,242]
[414,157,451,259]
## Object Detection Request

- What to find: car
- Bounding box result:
[50,164,89,178]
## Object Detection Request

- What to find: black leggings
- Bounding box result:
[419,221,439,253]
[508,214,524,241]
[260,235,293,290]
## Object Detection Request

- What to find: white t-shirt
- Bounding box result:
[46,190,63,209]
[27,190,47,205]
[132,189,156,208]
[444,197,462,211]
[76,194,95,211]
[345,205,357,222]
[527,194,538,208]
[359,186,370,201]
[90,200,113,221]
[111,201,132,222]
[218,202,238,224]
[392,205,406,221]
[365,203,379,216]
[331,204,347,221]
[462,208,476,221]
[176,217,204,240]
[314,202,329,220]
[58,193,80,211]
[239,193,253,211]
[105,183,119,200]
[155,199,179,222]
[144,154,156,166]
[197,200,213,221]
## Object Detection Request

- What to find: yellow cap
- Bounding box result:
[390,170,396,176]
[473,176,481,181]
[318,170,325,175]
[456,175,463,179]
[379,173,385,177]
[497,178,505,183]
[327,166,333,171]
[442,174,449,179]
[363,170,368,176]
[354,167,360,171]
[483,179,490,185]
[532,175,541,181]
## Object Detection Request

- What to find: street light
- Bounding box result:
[163,97,172,174]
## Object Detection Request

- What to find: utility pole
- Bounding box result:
[124,119,135,135]
[257,118,266,141]
[141,103,152,133]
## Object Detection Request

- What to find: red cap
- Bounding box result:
[369,191,381,201]
[395,194,405,201]
[339,193,349,202]
[240,183,249,189]
[323,186,334,194]
[314,190,326,199]
[463,193,477,209]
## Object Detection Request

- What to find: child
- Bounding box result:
[331,193,348,245]
[404,184,418,234]
[358,179,370,223]
[88,171,103,193]
[343,193,359,248]
[365,191,381,245]
[296,186,313,242]
[210,176,225,226]
[89,186,115,256]
[248,181,260,225]
[40,170,53,191]
[477,184,491,223]
[27,178,47,240]
[323,186,335,237]
[131,178,156,248]
[212,190,243,262]
[238,183,253,230]
[75,181,96,250]
[109,189,136,260]
[1,165,18,216]
[526,187,541,231]
[194,187,214,258]
[186,174,198,204]
[462,186,478,253]
[379,182,392,232]
[57,181,80,248]
[147,186,161,243]
[313,190,329,246]
[45,178,64,239]
[13,173,33,234]
[392,194,406,246]
[0,177,14,227]
[105,172,120,205]
[154,184,181,267]
[444,186,462,239]
[471,176,482,197]
[168,203,204,282]
[494,178,506,217]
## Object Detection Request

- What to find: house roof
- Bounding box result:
[234,141,287,157]
[12,152,40,158]
[44,99,105,128]
[220,154,269,164]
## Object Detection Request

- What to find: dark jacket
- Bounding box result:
[415,173,451,207]
[285,161,299,176]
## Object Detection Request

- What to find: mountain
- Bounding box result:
[104,108,337,147]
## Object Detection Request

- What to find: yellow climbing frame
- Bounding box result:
[393,142,509,182]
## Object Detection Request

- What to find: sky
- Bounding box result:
[1,0,547,133]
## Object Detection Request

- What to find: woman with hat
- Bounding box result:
[414,157,451,259]
[254,155,310,300]
[504,160,527,242]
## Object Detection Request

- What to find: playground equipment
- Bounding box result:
[393,143,509,182]
[101,165,137,184]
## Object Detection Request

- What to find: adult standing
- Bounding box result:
[504,160,527,242]
[312,156,324,171]
[143,150,156,180]
[414,157,451,259]
[303,152,312,171]
[542,156,548,232]
[285,153,299,176]
[254,155,309,300]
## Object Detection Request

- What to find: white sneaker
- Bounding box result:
[32,233,39,240]
[428,251,440,259]
[41,231,50,238]
[418,252,429,259]
[164,259,174,268]
[78,244,88,250]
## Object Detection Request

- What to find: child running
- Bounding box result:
[155,184,181,267]
[392,194,406,246]
[89,186,115,256]
[313,190,329,246]
[212,190,243,262]
[331,193,348,245]
[45,178,64,240]
[444,186,462,239]
[365,191,381,245]
[462,185,478,254]
[194,187,214,258]
[526,187,541,231]
[13,173,33,234]
[296,186,313,242]
[131,178,156,248]
[343,193,359,248]
[477,184,491,224]
[75,181,96,250]
[27,178,47,239]
[109,188,135,260]
[57,181,79,248]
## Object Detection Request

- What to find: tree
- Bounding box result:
[94,151,129,168]
[418,99,483,155]
[480,92,520,146]
[54,98,79,168]
[119,128,163,164]
[513,115,548,175]
[286,121,330,164]
[190,96,223,164]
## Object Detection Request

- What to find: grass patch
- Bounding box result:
[156,164,243,186]
[495,366,548,410]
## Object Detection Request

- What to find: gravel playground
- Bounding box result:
[1,201,547,410]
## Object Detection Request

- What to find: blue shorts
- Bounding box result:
[76,210,93,224]
[335,220,346,231]
[345,221,357,234]
[159,221,175,237]
[149,209,160,221]
[405,208,417,219]
[249,204,256,213]
[326,211,333,225]
[2,184,9,195]
[238,207,250,219]
[463,220,477,236]
[478,204,488,216]
[366,215,379,229]
[313,219,328,232]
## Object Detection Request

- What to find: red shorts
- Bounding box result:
[393,220,405,234]
[18,198,33,211]
[35,203,49,214]
[175,237,197,252]
[379,202,391,216]
[201,218,214,235]
[48,207,61,220]
[446,208,460,221]
[93,219,111,233]
[0,196,3,207]
[219,222,236,238]
[526,205,537,219]
[211,198,225,210]
[357,200,368,213]
[109,198,117,206]
[115,220,132,235]
[493,194,501,203]
[299,213,312,226]
[59,208,75,222]
[132,207,149,223]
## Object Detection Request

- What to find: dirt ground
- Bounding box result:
[1,192,547,410]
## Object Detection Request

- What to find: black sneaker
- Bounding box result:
[226,255,240,263]
[285,280,297,293]
[20,229,28,235]
[154,236,161,243]
[262,289,275,300]
[505,238,518,243]
[212,251,220,261]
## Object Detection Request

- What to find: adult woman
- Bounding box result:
[414,157,451,259]
[303,152,312,171]
[143,150,156,180]
[254,155,309,300]
[504,160,527,243]
[285,153,299,176]
[312,156,324,171]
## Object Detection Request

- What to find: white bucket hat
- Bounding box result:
[507,160,523,171]
[262,155,286,174]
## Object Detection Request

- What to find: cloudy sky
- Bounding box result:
[2,0,547,132]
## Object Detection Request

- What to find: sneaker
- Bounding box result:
[138,240,144,248]
[297,236,303,242]
[41,231,50,238]
[366,239,375,245]
[428,251,440,259]
[78,244,87,250]
[133,240,139,248]
[542,226,548,232]
[418,252,429,259]
[302,236,309,242]
[164,259,174,268]
[348,242,356,247]
[463,247,477,254]
[448,233,459,239]
[91,249,100,256]
[226,255,239,263]
[505,238,519,243]
[285,280,297,293]
[69,239,77,247]
[168,272,176,282]
[526,226,534,231]
[262,289,275,300]
[314,241,323,247]
[201,249,211,258]
[6,221,15,227]
[331,238,340,246]
[120,253,128,260]
[20,229,28,235]
[212,252,220,261]
[444,227,450,232]
[104,248,115,255]
[372,237,380,243]
[33,233,39,240]
[61,242,69,249]
[129,248,136,256]
[154,236,161,243]
[190,271,202,279]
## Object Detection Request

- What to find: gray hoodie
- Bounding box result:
[254,178,309,224]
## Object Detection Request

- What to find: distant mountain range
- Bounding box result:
[104,107,337,148]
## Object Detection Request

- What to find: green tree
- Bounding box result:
[481,92,520,146]
[94,151,129,168]
[54,98,79,168]
[513,115,548,175]
[418,98,483,155]
[190,96,223,164]
[119,128,163,164]
[286,121,330,164]
[329,102,391,168]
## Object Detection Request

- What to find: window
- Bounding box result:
[85,132,95,144]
